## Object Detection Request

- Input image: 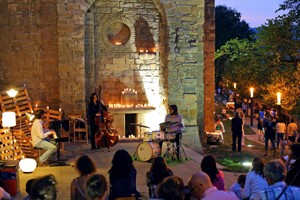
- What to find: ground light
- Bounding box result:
[242,161,252,167]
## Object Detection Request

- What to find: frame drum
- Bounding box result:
[137,142,161,161]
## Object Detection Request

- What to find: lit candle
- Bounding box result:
[115,42,121,46]
[123,136,125,138]
[35,104,38,107]
[59,108,62,112]
[139,49,144,53]
[47,106,49,109]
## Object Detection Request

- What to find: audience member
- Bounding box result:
[286,119,298,143]
[0,186,11,200]
[263,114,276,157]
[200,155,225,191]
[108,149,140,200]
[230,174,246,200]
[156,176,185,200]
[23,178,37,200]
[30,174,57,200]
[256,159,300,200]
[146,157,173,198]
[285,143,300,186]
[214,118,225,142]
[187,171,238,200]
[257,118,264,142]
[71,155,97,200]
[275,118,286,148]
[231,112,243,152]
[243,158,268,200]
[86,174,108,200]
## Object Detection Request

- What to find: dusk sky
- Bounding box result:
[215,0,287,27]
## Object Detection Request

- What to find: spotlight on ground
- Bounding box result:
[242,162,252,167]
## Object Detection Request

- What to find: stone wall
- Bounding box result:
[0,0,215,152]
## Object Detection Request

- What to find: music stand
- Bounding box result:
[50,137,69,167]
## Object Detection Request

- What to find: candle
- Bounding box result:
[59,108,62,112]
[47,106,49,109]
[35,104,38,107]
[115,42,121,46]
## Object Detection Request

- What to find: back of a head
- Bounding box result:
[237,174,246,186]
[264,160,286,184]
[200,155,218,181]
[86,174,108,200]
[252,157,266,176]
[35,109,45,119]
[26,178,37,195]
[110,149,134,178]
[30,174,57,200]
[187,171,212,200]
[157,176,185,200]
[75,155,97,176]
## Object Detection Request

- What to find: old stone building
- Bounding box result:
[0,0,215,152]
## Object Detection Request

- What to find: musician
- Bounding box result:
[164,105,185,160]
[31,109,57,167]
[88,92,107,150]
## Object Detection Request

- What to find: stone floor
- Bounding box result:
[13,139,240,200]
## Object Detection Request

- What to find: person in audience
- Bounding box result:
[257,118,264,142]
[156,176,185,200]
[86,174,108,200]
[31,109,57,166]
[188,171,238,200]
[213,118,225,142]
[230,174,246,200]
[243,157,268,200]
[285,143,300,186]
[71,155,97,200]
[0,185,11,200]
[200,155,225,191]
[263,114,276,157]
[108,149,140,200]
[286,119,298,143]
[256,159,300,200]
[23,178,37,200]
[231,112,243,152]
[146,156,173,198]
[30,174,57,200]
[275,118,286,148]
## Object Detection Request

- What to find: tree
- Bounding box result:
[215,5,255,50]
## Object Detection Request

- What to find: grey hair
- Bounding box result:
[264,160,286,182]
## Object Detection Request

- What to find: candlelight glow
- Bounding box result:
[277,92,281,105]
[7,89,18,97]
[250,87,254,98]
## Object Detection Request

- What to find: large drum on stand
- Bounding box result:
[137,142,160,161]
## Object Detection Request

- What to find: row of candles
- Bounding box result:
[35,104,62,112]
[108,103,151,108]
[122,88,137,95]
[118,134,141,139]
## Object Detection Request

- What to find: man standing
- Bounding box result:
[187,171,238,200]
[287,119,298,143]
[31,109,57,166]
[231,112,243,152]
[256,160,300,200]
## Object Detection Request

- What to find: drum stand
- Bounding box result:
[163,140,187,162]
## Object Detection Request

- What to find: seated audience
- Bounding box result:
[188,171,238,200]
[256,159,300,200]
[230,174,246,200]
[285,143,300,186]
[243,157,268,200]
[23,178,37,200]
[86,174,108,200]
[0,186,11,200]
[71,155,97,200]
[108,149,141,200]
[146,156,173,198]
[30,174,57,200]
[156,176,185,200]
[200,155,225,190]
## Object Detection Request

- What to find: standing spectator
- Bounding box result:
[275,118,286,148]
[71,155,97,200]
[156,176,185,200]
[259,109,265,121]
[287,119,298,143]
[231,112,243,152]
[86,174,108,200]
[230,174,246,200]
[242,100,248,115]
[256,160,300,200]
[187,171,238,200]
[243,158,268,200]
[146,157,173,198]
[257,118,264,142]
[201,155,225,191]
[240,112,246,146]
[108,149,140,200]
[285,144,300,186]
[263,115,276,157]
[214,118,225,142]
[30,174,57,200]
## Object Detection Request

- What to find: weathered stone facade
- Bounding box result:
[0,0,215,153]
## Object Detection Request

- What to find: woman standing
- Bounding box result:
[88,92,107,150]
[108,149,141,199]
[146,157,173,198]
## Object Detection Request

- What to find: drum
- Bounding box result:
[152,131,164,141]
[164,133,176,141]
[143,132,153,141]
[137,142,161,161]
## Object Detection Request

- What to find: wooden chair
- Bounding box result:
[68,114,89,144]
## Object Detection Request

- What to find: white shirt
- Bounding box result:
[243,171,268,200]
[201,186,238,200]
[31,119,53,147]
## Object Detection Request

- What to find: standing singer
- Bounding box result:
[88,92,107,150]
[164,105,185,160]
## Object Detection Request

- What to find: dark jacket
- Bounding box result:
[231,116,243,135]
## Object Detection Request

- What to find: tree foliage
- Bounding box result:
[215,5,255,51]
